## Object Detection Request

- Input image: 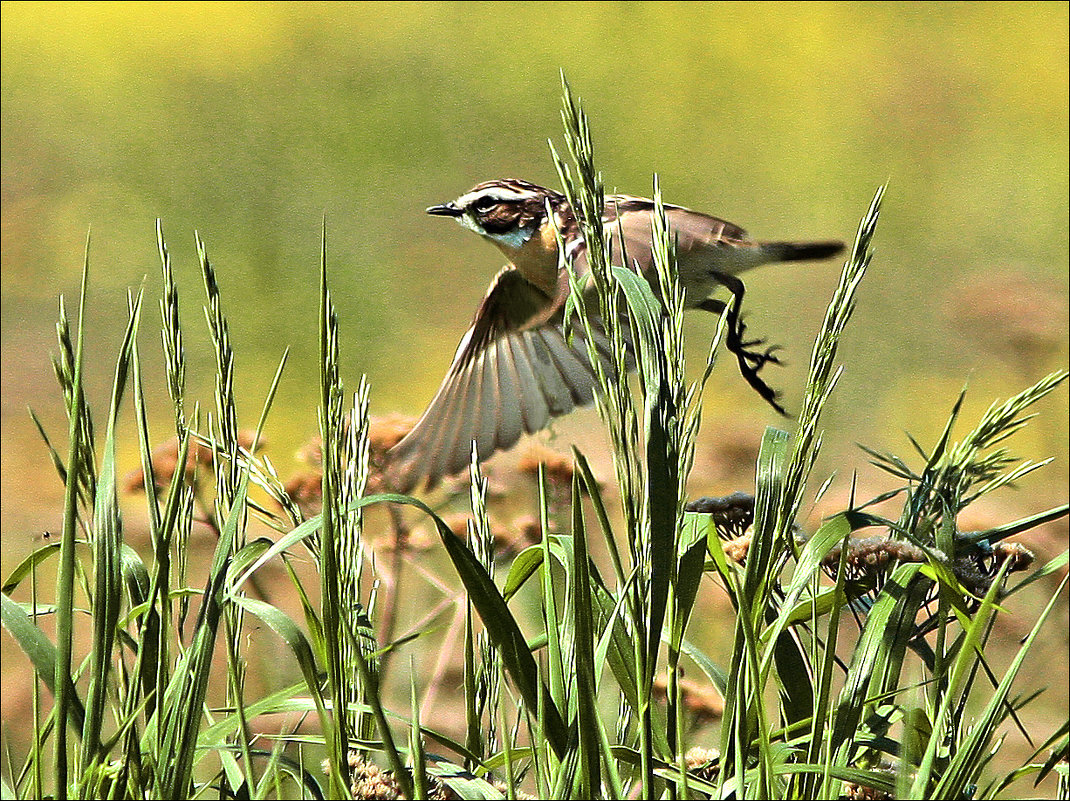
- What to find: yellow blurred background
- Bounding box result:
[2,0,1067,784]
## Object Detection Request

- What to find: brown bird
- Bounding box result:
[387,179,843,492]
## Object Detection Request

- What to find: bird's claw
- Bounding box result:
[726,314,788,417]
[736,337,784,368]
[702,273,791,417]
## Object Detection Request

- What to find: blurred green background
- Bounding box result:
[2,0,1067,777]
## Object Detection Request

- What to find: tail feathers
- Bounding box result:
[761,240,845,263]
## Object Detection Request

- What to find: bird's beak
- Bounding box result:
[426,202,463,217]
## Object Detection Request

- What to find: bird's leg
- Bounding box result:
[700,272,789,417]
[703,300,784,369]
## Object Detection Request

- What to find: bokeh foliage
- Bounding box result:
[3,3,1066,460]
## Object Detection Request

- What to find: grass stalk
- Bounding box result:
[52,240,90,800]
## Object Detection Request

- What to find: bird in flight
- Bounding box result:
[387,179,844,493]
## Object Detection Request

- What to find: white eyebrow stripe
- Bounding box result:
[457,186,534,207]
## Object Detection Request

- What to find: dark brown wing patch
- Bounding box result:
[456,268,556,368]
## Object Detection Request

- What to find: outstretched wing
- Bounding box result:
[386,266,616,493]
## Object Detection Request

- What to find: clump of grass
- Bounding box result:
[2,77,1067,801]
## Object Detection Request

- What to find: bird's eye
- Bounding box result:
[472,196,498,213]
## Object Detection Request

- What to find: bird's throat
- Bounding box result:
[493,222,561,297]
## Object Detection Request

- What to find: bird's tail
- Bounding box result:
[760,240,845,263]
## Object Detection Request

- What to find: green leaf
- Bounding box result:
[501,545,544,602]
[1,591,86,733]
[53,241,90,794]
[961,504,1068,546]
[679,637,728,698]
[928,573,1068,798]
[393,493,570,759]
[231,597,327,721]
[427,758,506,800]
[830,563,927,763]
[773,630,814,732]
[570,471,601,796]
[644,384,677,672]
[2,543,62,595]
[157,471,250,798]
[227,515,322,595]
[82,290,141,777]
[669,534,707,654]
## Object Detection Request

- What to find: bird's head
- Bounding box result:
[427,179,569,259]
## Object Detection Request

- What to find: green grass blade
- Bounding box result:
[157,471,250,798]
[668,534,707,657]
[829,563,928,764]
[365,491,571,760]
[80,289,142,785]
[53,238,90,800]
[961,504,1068,546]
[3,544,62,596]
[927,572,1067,799]
[537,467,566,718]
[441,504,569,760]
[570,471,601,796]
[572,450,628,591]
[501,545,544,603]
[1,593,86,733]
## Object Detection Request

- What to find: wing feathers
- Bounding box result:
[474,346,499,463]
[387,318,629,492]
[441,350,480,479]
[387,248,647,492]
[494,336,524,454]
[540,328,598,406]
[512,335,550,435]
[527,330,576,416]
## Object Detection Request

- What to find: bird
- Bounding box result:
[386,179,844,493]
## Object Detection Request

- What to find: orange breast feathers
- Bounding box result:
[508,218,562,297]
